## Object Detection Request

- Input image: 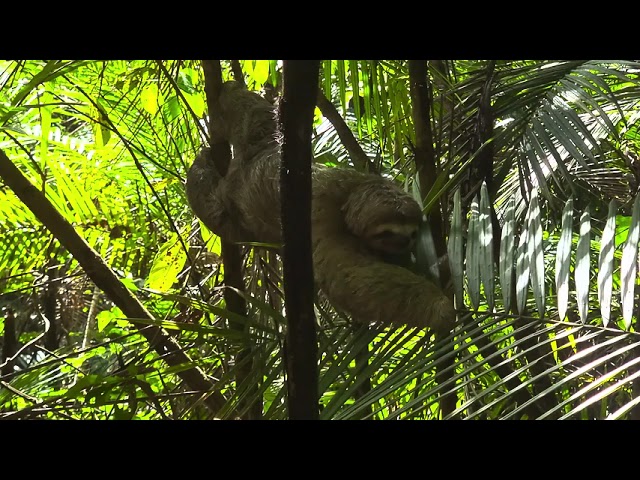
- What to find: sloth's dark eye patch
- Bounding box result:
[371,231,413,251]
[372,231,400,240]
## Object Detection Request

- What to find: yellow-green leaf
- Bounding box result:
[141,83,159,115]
[253,60,270,86]
[146,232,187,291]
[183,92,205,118]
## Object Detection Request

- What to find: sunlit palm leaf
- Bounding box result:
[598,200,617,327]
[499,195,515,311]
[621,194,640,330]
[479,182,494,311]
[516,214,531,315]
[466,196,481,310]
[527,189,545,316]
[556,198,573,320]
[575,208,591,323]
[448,190,464,308]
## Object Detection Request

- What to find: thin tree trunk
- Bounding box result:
[201,60,257,419]
[408,60,456,418]
[279,60,321,420]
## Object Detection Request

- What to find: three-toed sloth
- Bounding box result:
[186,81,455,331]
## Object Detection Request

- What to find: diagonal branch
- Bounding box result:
[0,148,225,414]
[316,89,376,174]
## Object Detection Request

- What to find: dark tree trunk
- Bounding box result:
[408,60,448,263]
[408,60,458,418]
[279,60,321,420]
[201,60,258,420]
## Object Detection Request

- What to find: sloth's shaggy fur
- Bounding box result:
[186,81,455,331]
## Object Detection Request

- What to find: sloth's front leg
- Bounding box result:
[186,148,252,243]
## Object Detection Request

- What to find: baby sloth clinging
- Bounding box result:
[186,81,455,331]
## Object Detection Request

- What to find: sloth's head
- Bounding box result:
[342,177,423,256]
[363,221,420,255]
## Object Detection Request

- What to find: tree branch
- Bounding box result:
[230,60,246,88]
[316,90,376,173]
[0,148,225,414]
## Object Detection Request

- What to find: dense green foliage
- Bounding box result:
[1,60,640,419]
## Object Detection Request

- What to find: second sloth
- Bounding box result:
[186,81,455,331]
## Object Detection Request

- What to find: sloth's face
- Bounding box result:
[365,223,419,255]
